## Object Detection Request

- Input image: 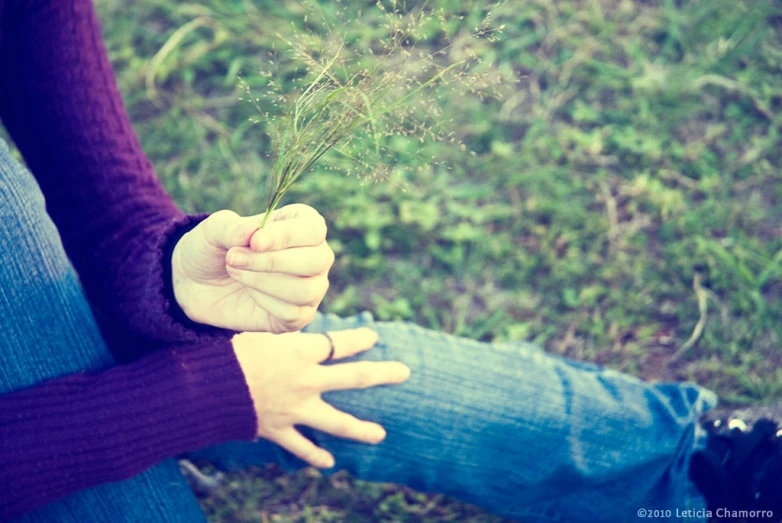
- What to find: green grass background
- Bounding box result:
[94,0,781,520]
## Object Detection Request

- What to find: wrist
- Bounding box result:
[163,223,214,332]
[171,236,192,319]
[231,332,263,437]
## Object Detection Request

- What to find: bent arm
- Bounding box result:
[0,3,260,518]
[0,338,256,520]
[0,0,216,346]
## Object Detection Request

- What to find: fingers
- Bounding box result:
[226,243,334,276]
[269,203,323,222]
[202,204,326,254]
[227,285,317,331]
[275,427,335,469]
[250,212,327,253]
[301,327,380,363]
[225,270,329,306]
[315,360,411,392]
[202,210,265,250]
[303,399,386,444]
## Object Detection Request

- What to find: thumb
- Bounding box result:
[202,209,266,250]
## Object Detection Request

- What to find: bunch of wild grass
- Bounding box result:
[241,1,509,228]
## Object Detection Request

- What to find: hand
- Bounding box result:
[171,204,334,333]
[232,328,411,468]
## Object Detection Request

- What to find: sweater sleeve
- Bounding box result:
[0,338,258,520]
[0,0,226,346]
[0,1,260,519]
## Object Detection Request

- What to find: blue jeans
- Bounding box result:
[0,137,717,523]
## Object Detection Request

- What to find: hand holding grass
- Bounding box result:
[171,204,333,333]
[171,3,507,332]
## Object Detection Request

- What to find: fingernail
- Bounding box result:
[319,455,335,469]
[397,364,411,381]
[229,251,248,267]
[254,233,273,252]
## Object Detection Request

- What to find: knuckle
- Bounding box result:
[299,203,319,217]
[307,248,332,275]
[280,226,292,250]
[355,364,376,388]
[314,221,328,243]
[304,278,326,304]
[270,317,292,334]
[338,420,355,436]
[265,253,276,273]
[270,323,288,334]
[302,306,317,325]
[292,318,309,331]
[203,210,233,242]
[210,209,236,223]
[282,305,303,323]
[233,221,248,238]
[306,262,322,277]
[317,279,330,301]
[295,373,317,393]
[323,244,336,268]
[304,288,319,305]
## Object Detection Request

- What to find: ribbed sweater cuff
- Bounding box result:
[160,212,236,336]
[0,337,257,520]
[131,212,238,344]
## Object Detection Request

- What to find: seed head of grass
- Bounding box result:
[240,1,511,228]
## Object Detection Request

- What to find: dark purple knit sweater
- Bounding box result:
[0,0,258,519]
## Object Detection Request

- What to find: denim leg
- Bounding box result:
[0,139,207,523]
[195,312,717,523]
